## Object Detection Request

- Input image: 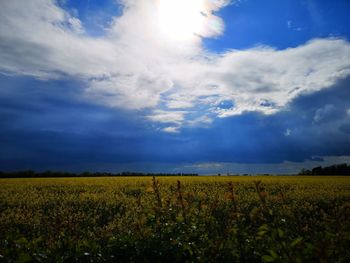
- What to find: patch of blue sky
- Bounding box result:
[217,100,234,110]
[59,0,122,37]
[203,0,350,53]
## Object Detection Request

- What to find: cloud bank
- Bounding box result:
[1,74,349,172]
[0,0,350,132]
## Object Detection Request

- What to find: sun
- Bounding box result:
[157,0,206,42]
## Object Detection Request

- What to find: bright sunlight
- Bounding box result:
[157,0,206,42]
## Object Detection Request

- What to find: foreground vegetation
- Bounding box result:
[0,176,349,262]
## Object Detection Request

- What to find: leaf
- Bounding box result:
[262,255,275,262]
[259,224,269,231]
[176,215,184,222]
[257,224,268,236]
[268,250,278,259]
[277,228,284,238]
[257,230,267,236]
[17,253,32,263]
[250,207,261,220]
[291,237,303,247]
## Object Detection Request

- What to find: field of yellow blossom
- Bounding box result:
[0,176,349,262]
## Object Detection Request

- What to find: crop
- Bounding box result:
[0,176,349,262]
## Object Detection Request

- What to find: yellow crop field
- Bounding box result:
[0,176,349,262]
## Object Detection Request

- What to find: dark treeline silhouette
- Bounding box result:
[0,171,198,178]
[299,163,350,175]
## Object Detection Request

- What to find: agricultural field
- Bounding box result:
[0,176,349,262]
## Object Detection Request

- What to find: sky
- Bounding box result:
[0,0,350,174]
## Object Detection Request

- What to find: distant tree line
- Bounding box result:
[0,171,198,178]
[299,163,350,175]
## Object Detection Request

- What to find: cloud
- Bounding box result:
[0,74,350,171]
[313,104,336,123]
[147,110,186,125]
[0,0,350,130]
[162,126,180,133]
[0,0,120,79]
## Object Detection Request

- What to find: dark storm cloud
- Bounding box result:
[0,75,349,172]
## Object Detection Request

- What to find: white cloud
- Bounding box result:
[162,126,180,133]
[147,110,186,125]
[85,75,173,110]
[1,0,350,130]
[187,115,213,127]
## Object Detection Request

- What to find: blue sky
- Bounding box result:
[205,0,350,51]
[0,0,350,174]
